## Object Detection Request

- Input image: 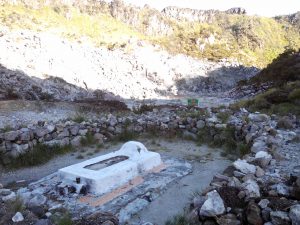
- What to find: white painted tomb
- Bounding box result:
[59,141,163,195]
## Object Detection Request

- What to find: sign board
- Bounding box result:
[187,98,199,106]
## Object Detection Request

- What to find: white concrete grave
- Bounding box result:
[58,141,163,195]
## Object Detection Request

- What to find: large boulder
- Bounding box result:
[242,179,260,198]
[4,131,19,141]
[233,159,256,174]
[199,190,225,217]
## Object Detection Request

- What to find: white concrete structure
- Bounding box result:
[58,141,163,195]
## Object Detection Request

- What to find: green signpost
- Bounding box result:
[187,98,199,107]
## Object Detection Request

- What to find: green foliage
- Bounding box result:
[1,2,300,67]
[80,132,96,146]
[72,113,86,123]
[133,104,155,114]
[8,196,25,213]
[165,214,201,225]
[1,125,13,132]
[6,144,73,168]
[51,209,73,225]
[216,111,231,123]
[249,48,300,85]
[234,81,300,116]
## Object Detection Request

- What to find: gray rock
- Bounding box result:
[46,124,56,133]
[242,179,260,198]
[289,204,300,225]
[69,126,79,136]
[57,129,70,139]
[4,131,19,141]
[193,195,206,208]
[258,199,270,209]
[233,159,256,174]
[255,151,272,159]
[70,136,82,147]
[251,140,268,153]
[20,131,31,141]
[256,166,265,177]
[34,128,48,138]
[248,113,270,123]
[0,188,12,196]
[28,194,47,208]
[196,120,205,129]
[12,212,24,222]
[2,191,16,201]
[270,211,290,225]
[79,129,88,136]
[199,190,225,217]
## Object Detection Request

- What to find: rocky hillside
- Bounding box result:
[0,0,300,67]
[0,29,258,101]
[230,49,300,115]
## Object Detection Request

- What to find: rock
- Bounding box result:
[251,140,268,153]
[0,188,12,196]
[248,113,270,123]
[57,129,70,139]
[28,194,47,208]
[79,129,88,136]
[69,126,79,136]
[272,183,289,196]
[233,159,256,174]
[246,201,263,225]
[34,128,48,138]
[258,199,270,209]
[216,213,241,225]
[0,183,3,188]
[12,212,24,222]
[94,133,104,144]
[256,166,265,177]
[4,131,19,141]
[242,179,260,198]
[196,120,205,129]
[2,191,16,202]
[289,204,300,225]
[70,136,82,147]
[193,196,206,208]
[262,207,272,221]
[255,151,272,159]
[270,211,290,225]
[253,157,271,169]
[199,190,225,217]
[46,124,56,133]
[20,131,31,141]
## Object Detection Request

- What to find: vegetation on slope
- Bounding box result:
[0,0,300,67]
[233,49,300,115]
[0,3,143,48]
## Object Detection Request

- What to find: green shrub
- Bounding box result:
[80,132,96,146]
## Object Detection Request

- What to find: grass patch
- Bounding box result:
[8,196,25,213]
[72,113,86,123]
[5,144,73,168]
[80,132,96,146]
[165,214,201,225]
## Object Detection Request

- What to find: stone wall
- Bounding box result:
[1,107,296,166]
